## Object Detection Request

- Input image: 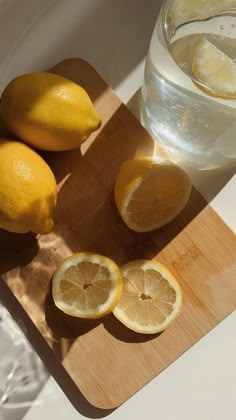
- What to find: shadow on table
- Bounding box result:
[0,0,162,95]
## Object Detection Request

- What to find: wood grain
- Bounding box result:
[0,58,236,411]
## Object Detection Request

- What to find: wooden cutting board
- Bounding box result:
[0,58,236,412]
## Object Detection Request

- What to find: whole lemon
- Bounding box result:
[0,139,57,234]
[0,72,101,151]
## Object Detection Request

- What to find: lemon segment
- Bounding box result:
[169,0,236,27]
[0,139,57,234]
[0,72,101,151]
[192,38,236,99]
[114,157,191,232]
[52,252,123,319]
[113,259,182,334]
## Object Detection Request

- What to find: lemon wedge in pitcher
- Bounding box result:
[192,38,236,99]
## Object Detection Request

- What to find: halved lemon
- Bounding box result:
[192,38,236,99]
[52,252,123,319]
[114,157,191,232]
[113,259,182,334]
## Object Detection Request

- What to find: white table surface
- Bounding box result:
[0,1,235,419]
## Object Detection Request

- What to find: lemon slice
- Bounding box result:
[52,252,123,319]
[192,38,236,98]
[169,0,235,26]
[113,260,182,334]
[114,157,191,232]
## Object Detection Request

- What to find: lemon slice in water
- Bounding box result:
[192,38,236,99]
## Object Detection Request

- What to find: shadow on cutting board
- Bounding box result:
[44,285,103,347]
[103,313,162,343]
[0,230,39,275]
[44,103,208,264]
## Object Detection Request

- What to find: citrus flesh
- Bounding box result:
[192,38,236,99]
[52,252,123,319]
[114,157,191,232]
[113,259,182,334]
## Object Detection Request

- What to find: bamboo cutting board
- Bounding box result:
[0,59,236,412]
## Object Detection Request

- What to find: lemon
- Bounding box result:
[52,252,123,319]
[0,72,101,151]
[114,157,191,232]
[0,138,57,234]
[113,259,182,334]
[169,0,236,26]
[192,38,236,99]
